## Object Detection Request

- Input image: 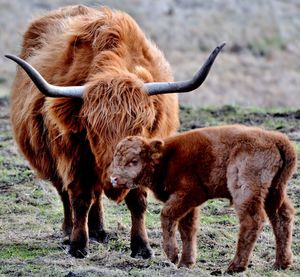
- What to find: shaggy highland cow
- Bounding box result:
[109,125,296,273]
[6,5,224,258]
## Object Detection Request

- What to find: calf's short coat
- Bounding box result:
[109,125,297,273]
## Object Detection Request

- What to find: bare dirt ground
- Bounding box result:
[0,98,299,276]
[1,0,300,107]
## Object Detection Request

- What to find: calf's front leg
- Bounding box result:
[161,193,197,265]
[178,207,199,268]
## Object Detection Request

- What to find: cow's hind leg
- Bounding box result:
[61,190,73,238]
[68,186,93,258]
[265,195,295,269]
[88,189,109,243]
[125,187,153,259]
[52,179,73,238]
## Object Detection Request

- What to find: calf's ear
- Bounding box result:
[149,140,164,160]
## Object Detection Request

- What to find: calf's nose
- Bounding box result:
[110,176,118,187]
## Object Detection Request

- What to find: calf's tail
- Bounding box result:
[265,134,297,211]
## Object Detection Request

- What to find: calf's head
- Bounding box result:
[109,136,164,189]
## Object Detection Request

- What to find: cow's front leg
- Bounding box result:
[125,187,153,259]
[88,189,109,243]
[68,188,93,258]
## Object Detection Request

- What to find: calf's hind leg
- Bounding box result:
[226,162,270,274]
[265,196,295,269]
[227,197,265,273]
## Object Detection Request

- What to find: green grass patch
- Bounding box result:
[0,244,58,260]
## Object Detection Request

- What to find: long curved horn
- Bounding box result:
[5,42,225,98]
[5,55,85,98]
[144,42,225,95]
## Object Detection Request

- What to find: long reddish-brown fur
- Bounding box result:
[10,5,179,258]
[109,125,297,273]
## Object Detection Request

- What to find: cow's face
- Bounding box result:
[109,136,163,189]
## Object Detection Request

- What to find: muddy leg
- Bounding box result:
[125,187,153,259]
[227,199,265,273]
[88,190,109,243]
[178,207,199,268]
[265,197,295,269]
[68,188,93,258]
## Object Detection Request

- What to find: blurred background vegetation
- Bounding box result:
[1,0,300,107]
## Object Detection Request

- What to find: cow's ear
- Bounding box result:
[44,97,83,133]
[149,139,164,160]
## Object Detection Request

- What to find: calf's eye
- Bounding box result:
[130,159,138,166]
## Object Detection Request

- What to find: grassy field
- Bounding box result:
[0,98,299,276]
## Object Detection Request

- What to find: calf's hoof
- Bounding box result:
[130,236,154,259]
[164,249,179,265]
[164,244,179,265]
[226,262,247,274]
[131,244,154,259]
[68,243,88,258]
[273,261,292,270]
[178,259,195,269]
[170,254,179,265]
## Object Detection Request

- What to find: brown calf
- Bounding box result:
[109,125,297,273]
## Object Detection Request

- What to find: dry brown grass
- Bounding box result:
[0,98,299,276]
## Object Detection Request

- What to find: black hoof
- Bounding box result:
[68,244,88,258]
[89,230,117,244]
[62,236,70,245]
